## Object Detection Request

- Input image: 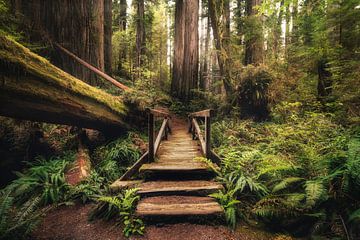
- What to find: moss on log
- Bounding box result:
[0,35,130,132]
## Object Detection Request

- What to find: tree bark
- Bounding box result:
[135,0,146,69]
[104,0,112,75]
[12,0,107,86]
[171,0,185,98]
[244,0,264,65]
[117,0,128,73]
[0,35,131,133]
[208,0,233,97]
[181,0,199,101]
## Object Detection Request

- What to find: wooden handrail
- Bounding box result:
[192,118,206,153]
[148,109,171,162]
[154,118,170,154]
[189,109,212,117]
[189,109,212,160]
[147,108,171,117]
[119,151,148,181]
[119,108,171,180]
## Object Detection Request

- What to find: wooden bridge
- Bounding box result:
[0,35,224,221]
[110,109,224,219]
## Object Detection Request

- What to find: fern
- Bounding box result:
[349,208,360,222]
[90,188,144,237]
[209,190,240,229]
[272,177,305,193]
[305,181,327,208]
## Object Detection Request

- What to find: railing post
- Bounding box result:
[148,111,154,162]
[205,115,211,159]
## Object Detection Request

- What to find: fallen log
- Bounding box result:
[0,35,132,133]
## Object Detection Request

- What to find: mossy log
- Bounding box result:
[0,35,134,133]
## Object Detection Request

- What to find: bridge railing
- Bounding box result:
[119,108,171,180]
[147,108,171,162]
[188,109,221,165]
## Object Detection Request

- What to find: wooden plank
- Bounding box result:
[189,109,212,117]
[137,180,223,196]
[147,108,171,117]
[192,118,206,154]
[154,118,169,155]
[119,151,149,181]
[110,180,143,193]
[205,116,211,158]
[136,196,223,216]
[148,113,154,162]
[210,150,222,166]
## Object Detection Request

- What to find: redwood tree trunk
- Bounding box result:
[104,0,112,75]
[208,0,233,97]
[12,0,106,86]
[135,0,146,69]
[171,0,185,98]
[181,0,199,101]
[244,0,264,65]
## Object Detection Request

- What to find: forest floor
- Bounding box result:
[31,203,289,240]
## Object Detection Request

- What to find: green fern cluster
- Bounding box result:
[90,188,144,237]
[6,153,73,206]
[212,113,360,238]
[0,189,46,239]
[67,171,105,204]
[92,134,141,182]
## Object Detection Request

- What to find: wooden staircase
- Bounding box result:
[110,109,224,221]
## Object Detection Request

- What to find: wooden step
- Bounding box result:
[137,180,223,196]
[109,180,143,193]
[139,162,210,174]
[136,196,223,217]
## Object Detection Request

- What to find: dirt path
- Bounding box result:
[32,204,283,240]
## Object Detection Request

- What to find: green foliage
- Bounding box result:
[90,188,144,237]
[6,153,73,206]
[210,190,240,229]
[93,134,141,182]
[67,171,105,204]
[0,190,44,239]
[212,111,359,237]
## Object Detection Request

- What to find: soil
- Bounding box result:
[32,204,287,240]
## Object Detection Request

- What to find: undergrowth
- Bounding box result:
[211,103,360,239]
[90,188,144,237]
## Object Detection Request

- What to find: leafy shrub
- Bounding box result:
[90,188,144,237]
[0,189,45,239]
[6,152,73,206]
[93,134,141,182]
[67,171,105,204]
[212,112,359,238]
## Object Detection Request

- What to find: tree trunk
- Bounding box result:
[0,35,132,133]
[12,0,106,86]
[285,3,291,57]
[135,0,146,69]
[181,0,199,102]
[200,13,211,91]
[236,0,244,45]
[117,0,128,73]
[208,0,233,97]
[104,0,112,75]
[171,0,185,97]
[273,0,284,59]
[244,0,264,65]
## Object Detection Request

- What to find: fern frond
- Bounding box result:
[349,208,360,222]
[272,177,304,193]
[305,181,326,208]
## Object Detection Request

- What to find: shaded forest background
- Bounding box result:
[0,0,360,239]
